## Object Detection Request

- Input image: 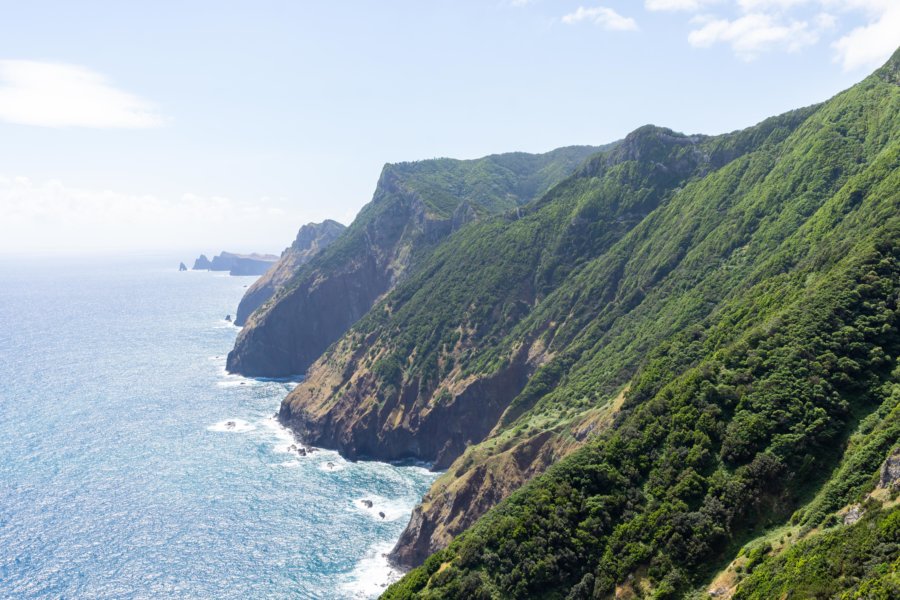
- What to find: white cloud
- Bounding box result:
[832,3,900,70]
[814,12,837,30]
[737,0,811,11]
[652,0,899,68]
[0,60,165,128]
[688,12,819,59]
[645,0,719,12]
[0,176,331,255]
[562,6,639,30]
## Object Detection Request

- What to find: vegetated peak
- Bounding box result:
[370,144,605,217]
[290,219,345,252]
[573,124,708,181]
[381,48,900,598]
[876,44,900,85]
[617,124,706,161]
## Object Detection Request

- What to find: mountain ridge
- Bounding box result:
[382,49,900,598]
[226,145,606,377]
[226,48,899,599]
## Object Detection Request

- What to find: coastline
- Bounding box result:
[215,352,436,598]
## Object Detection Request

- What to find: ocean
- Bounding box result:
[0,257,436,599]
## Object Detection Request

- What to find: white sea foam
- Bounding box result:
[215,368,261,388]
[260,415,301,454]
[215,378,258,389]
[352,495,412,522]
[207,419,255,433]
[341,542,403,599]
[318,459,346,472]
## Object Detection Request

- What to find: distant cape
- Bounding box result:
[190,251,278,276]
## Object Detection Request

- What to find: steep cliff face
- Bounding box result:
[381,50,900,598]
[276,52,900,583]
[390,389,627,567]
[233,220,345,326]
[277,115,818,566]
[226,145,603,377]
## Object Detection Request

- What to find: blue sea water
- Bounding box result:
[0,258,436,599]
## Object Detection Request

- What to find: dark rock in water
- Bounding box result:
[326,462,335,469]
[179,262,188,271]
[362,500,373,509]
[225,315,232,322]
[379,512,385,519]
[288,443,307,456]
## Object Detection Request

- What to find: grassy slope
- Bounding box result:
[227,145,602,376]
[731,503,899,599]
[382,50,900,599]
[278,117,814,561]
[279,144,607,298]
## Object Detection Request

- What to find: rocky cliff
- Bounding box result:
[233,220,346,326]
[226,145,603,377]
[276,115,818,567]
[381,49,900,598]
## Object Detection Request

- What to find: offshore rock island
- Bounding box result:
[228,50,900,599]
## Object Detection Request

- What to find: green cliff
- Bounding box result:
[380,48,900,598]
[226,145,604,377]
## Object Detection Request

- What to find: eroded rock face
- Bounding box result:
[228,255,390,376]
[227,170,475,377]
[879,447,900,490]
[389,430,561,568]
[278,349,545,569]
[388,389,626,568]
[843,504,864,525]
[233,220,346,326]
[226,146,604,378]
[278,343,532,467]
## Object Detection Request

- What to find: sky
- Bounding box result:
[0,1,898,257]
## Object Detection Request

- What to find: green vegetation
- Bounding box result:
[733,505,899,599]
[385,231,899,598]
[373,50,900,597]
[323,108,823,446]
[285,144,607,293]
[228,143,602,376]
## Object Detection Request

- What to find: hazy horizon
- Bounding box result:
[2,0,898,256]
